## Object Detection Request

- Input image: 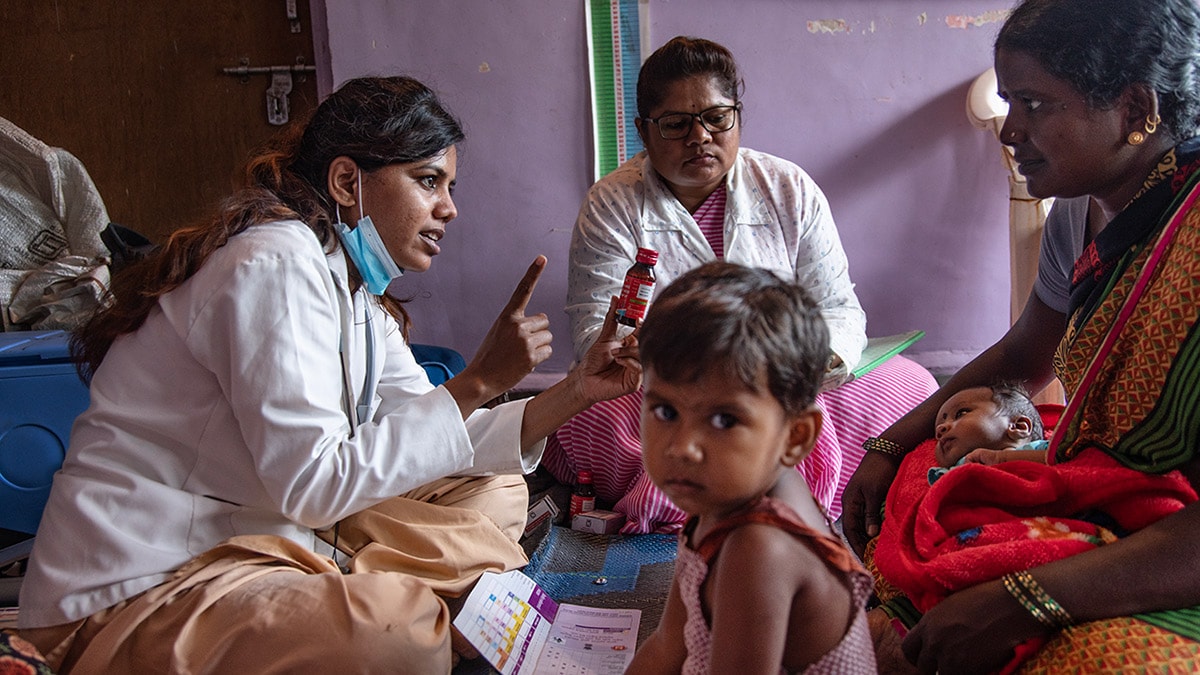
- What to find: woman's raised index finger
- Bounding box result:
[505,255,547,315]
[596,295,622,341]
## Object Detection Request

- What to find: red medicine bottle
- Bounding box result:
[570,470,596,518]
[617,247,658,327]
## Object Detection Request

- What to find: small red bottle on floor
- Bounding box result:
[569,470,596,518]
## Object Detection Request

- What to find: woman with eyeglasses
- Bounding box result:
[544,36,938,533]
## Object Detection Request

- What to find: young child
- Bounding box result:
[626,262,876,674]
[928,383,1048,484]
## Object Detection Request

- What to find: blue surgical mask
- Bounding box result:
[335,171,403,295]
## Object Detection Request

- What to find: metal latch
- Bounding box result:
[222,58,316,125]
[286,0,301,33]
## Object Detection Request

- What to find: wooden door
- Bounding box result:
[0,2,319,243]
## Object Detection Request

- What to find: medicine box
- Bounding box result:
[571,509,626,534]
[0,330,90,535]
[524,493,560,538]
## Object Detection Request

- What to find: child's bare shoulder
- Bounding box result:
[714,474,843,583]
[713,519,823,583]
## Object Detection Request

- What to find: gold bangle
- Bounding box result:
[1002,574,1052,627]
[1002,572,1072,629]
[1014,571,1073,627]
[863,436,907,458]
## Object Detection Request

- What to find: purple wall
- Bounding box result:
[311,1,1015,378]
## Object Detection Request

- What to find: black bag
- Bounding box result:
[99,223,158,274]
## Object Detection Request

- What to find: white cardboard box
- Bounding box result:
[570,509,626,534]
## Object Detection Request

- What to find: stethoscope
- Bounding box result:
[328,268,375,573]
[334,272,376,434]
[332,176,380,433]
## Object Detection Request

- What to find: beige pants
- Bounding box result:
[22,474,529,674]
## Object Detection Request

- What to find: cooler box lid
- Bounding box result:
[0,330,74,370]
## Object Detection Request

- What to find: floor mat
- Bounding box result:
[523,525,676,646]
[453,525,677,673]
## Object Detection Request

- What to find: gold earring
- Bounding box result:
[1128,130,1146,146]
[1145,114,1161,135]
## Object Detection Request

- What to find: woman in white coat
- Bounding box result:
[544,36,937,532]
[17,76,640,674]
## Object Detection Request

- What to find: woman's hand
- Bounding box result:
[518,295,641,450]
[902,577,1049,674]
[447,256,552,415]
[841,450,901,557]
[571,296,642,405]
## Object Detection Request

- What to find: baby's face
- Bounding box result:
[933,387,1015,467]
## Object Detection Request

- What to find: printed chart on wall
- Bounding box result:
[586,0,650,181]
[454,570,640,675]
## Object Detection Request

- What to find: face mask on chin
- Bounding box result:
[334,170,404,295]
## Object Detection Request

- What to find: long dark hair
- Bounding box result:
[996,0,1200,139]
[74,76,464,378]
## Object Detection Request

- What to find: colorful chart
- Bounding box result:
[586,0,649,180]
[454,570,638,674]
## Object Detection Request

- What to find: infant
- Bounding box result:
[929,383,1047,484]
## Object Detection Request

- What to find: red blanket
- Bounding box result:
[874,439,1196,612]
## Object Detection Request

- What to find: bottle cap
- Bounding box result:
[577,470,593,483]
[635,247,658,265]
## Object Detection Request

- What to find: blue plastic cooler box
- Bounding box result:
[0,330,90,535]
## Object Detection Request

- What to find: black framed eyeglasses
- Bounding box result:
[644,103,742,140]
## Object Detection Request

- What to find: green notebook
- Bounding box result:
[849,330,925,381]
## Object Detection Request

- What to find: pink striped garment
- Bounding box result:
[693,184,726,258]
[541,355,938,533]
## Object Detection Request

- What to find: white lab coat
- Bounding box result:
[20,220,542,627]
[566,148,866,371]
